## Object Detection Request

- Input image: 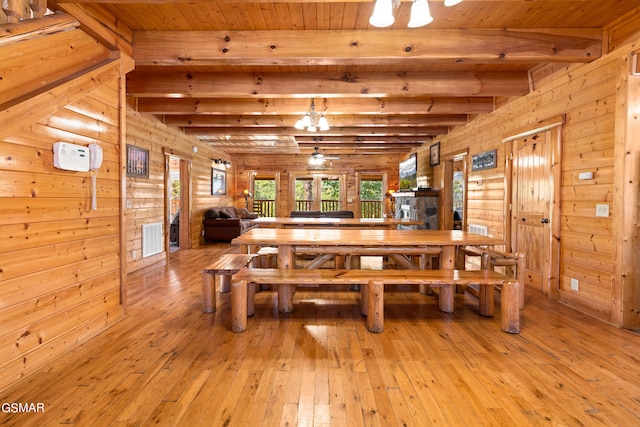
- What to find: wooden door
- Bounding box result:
[511,132,552,294]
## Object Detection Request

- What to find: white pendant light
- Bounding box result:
[318,115,330,131]
[408,0,433,28]
[295,99,330,132]
[369,0,395,28]
[444,0,463,6]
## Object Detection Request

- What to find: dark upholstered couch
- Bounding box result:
[289,210,354,218]
[203,207,258,242]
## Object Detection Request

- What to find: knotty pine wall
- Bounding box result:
[234,153,401,217]
[420,25,640,327]
[125,108,235,273]
[0,25,125,391]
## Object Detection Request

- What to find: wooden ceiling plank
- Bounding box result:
[132,28,602,66]
[126,71,529,98]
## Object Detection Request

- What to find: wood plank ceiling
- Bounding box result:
[51,0,638,156]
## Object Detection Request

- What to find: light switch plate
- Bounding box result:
[595,204,609,217]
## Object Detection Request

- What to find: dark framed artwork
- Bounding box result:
[211,167,226,195]
[126,144,149,178]
[429,142,441,167]
[472,149,498,171]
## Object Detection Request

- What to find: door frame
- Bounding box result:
[163,148,192,255]
[502,116,564,298]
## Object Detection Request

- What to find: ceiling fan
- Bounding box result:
[309,147,339,166]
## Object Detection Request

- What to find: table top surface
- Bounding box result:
[252,217,423,226]
[232,228,505,247]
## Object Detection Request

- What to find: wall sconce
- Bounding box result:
[213,158,231,169]
[243,188,253,209]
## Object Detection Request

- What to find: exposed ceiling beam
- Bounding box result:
[126,71,530,98]
[294,135,432,143]
[133,29,602,67]
[161,114,469,127]
[183,126,450,136]
[137,97,495,115]
[56,0,594,4]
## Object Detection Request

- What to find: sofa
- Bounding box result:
[289,210,354,218]
[203,206,258,242]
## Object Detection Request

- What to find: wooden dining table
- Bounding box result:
[251,216,424,229]
[232,228,506,314]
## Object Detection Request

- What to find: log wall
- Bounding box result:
[125,108,236,273]
[0,26,125,391]
[420,28,640,326]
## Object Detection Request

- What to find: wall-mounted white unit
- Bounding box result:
[53,142,90,172]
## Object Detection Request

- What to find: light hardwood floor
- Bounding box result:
[2,244,640,426]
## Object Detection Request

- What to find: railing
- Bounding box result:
[252,199,275,217]
[360,200,383,218]
[256,199,382,217]
[295,200,341,212]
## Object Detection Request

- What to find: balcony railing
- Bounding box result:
[252,199,276,217]
[360,200,383,219]
[252,199,383,218]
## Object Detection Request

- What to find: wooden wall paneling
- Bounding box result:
[0,30,112,106]
[612,54,640,329]
[423,36,640,325]
[0,29,125,392]
[125,108,234,272]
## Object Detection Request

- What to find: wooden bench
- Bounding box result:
[457,246,526,315]
[231,268,519,334]
[201,253,257,313]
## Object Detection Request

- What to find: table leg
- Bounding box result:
[367,280,384,333]
[439,245,455,313]
[231,280,247,332]
[278,245,294,313]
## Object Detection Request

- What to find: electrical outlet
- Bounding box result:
[570,278,579,291]
[132,250,137,259]
[595,204,609,217]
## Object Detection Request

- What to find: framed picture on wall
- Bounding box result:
[211,167,226,195]
[429,142,441,167]
[126,145,149,178]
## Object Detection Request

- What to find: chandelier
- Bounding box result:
[370,0,463,28]
[295,99,330,132]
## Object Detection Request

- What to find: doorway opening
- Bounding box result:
[168,156,180,252]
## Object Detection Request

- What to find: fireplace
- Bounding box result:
[393,190,440,230]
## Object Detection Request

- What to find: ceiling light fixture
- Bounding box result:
[369,0,395,27]
[370,0,462,29]
[408,0,433,28]
[213,158,231,169]
[295,99,330,132]
[309,147,326,166]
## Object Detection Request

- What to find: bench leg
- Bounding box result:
[479,284,495,317]
[360,283,368,316]
[247,282,255,317]
[367,280,384,333]
[278,284,294,313]
[220,274,232,293]
[231,280,248,332]
[201,272,216,313]
[439,284,455,313]
[501,281,520,333]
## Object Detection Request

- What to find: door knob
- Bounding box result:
[540,218,549,224]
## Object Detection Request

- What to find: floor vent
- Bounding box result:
[142,222,163,258]
[468,223,489,236]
